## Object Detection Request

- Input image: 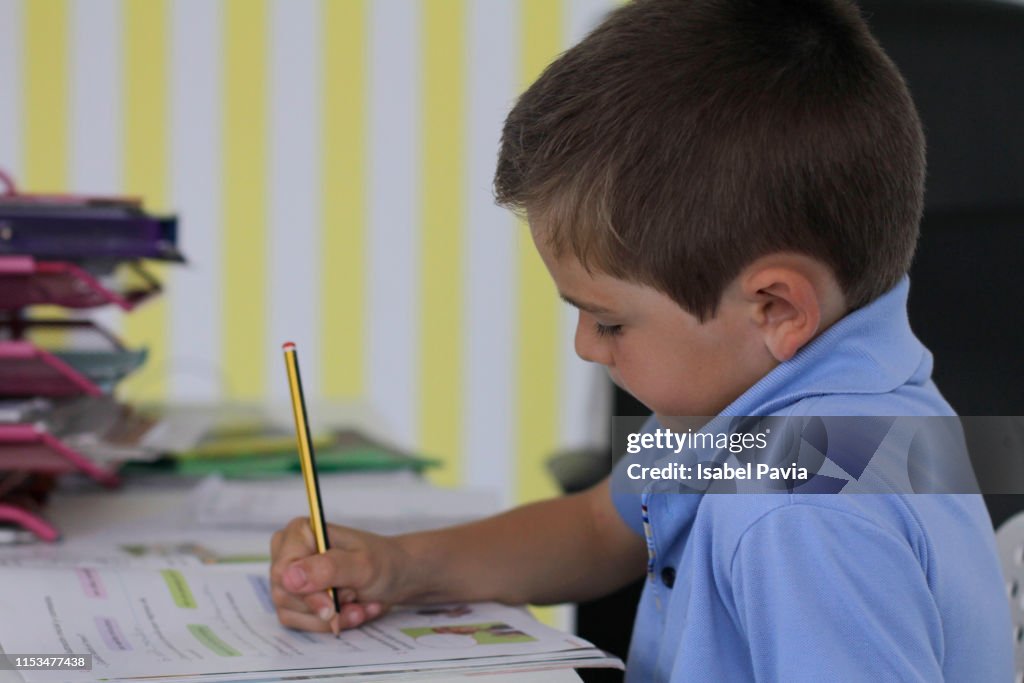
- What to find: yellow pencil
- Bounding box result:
[282,341,340,628]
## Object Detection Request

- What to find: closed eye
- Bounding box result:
[594,322,623,337]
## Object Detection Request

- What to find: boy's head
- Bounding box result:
[495,0,925,415]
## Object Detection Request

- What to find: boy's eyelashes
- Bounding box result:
[594,322,624,337]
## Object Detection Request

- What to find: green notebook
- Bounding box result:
[124,428,439,479]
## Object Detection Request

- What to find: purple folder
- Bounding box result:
[0,200,182,261]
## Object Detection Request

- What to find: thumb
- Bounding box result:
[282,548,373,595]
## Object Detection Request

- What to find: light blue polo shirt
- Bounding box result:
[611,278,1014,682]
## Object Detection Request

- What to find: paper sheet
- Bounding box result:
[0,530,271,569]
[0,564,602,682]
[190,475,501,535]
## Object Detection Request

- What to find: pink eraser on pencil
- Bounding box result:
[283,341,296,351]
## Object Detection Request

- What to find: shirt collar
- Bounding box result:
[720,277,928,417]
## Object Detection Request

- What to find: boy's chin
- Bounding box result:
[606,374,705,419]
[608,374,647,408]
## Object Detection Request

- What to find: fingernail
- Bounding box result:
[366,603,381,618]
[284,565,307,589]
[318,605,335,621]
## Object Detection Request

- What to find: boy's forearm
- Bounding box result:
[393,479,647,606]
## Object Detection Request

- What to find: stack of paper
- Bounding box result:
[0,396,163,464]
[0,561,620,682]
[190,474,502,536]
[0,184,185,542]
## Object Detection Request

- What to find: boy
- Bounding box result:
[270,0,1013,679]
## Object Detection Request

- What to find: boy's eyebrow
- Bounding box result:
[559,293,614,316]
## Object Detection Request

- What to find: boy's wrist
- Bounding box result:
[391,532,442,604]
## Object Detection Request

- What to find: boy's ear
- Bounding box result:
[742,266,823,362]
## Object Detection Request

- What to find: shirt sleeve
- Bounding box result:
[729,503,943,683]
[609,414,663,537]
[610,454,645,537]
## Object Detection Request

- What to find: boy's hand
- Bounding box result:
[270,479,647,630]
[269,517,410,633]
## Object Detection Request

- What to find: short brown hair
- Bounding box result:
[494,0,925,319]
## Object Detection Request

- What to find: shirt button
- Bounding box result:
[661,566,676,588]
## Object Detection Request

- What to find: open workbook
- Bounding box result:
[0,560,621,682]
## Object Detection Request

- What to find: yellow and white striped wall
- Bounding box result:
[0,0,620,507]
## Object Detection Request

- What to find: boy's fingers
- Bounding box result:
[274,600,384,635]
[273,584,349,626]
[283,517,317,551]
[326,523,363,548]
[280,563,306,591]
[283,549,373,595]
[270,586,316,615]
[269,518,321,584]
[273,587,387,633]
[269,518,317,566]
[338,602,369,629]
[276,608,333,633]
[302,592,338,621]
[336,601,387,630]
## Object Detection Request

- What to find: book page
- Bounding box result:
[0,565,597,682]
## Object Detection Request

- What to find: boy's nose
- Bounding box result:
[574,312,612,366]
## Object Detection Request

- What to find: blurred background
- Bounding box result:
[0,0,624,509]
